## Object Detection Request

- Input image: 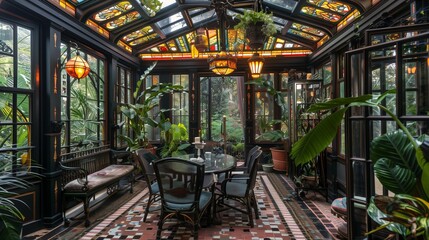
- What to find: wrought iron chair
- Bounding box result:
[135,148,160,222]
[153,157,212,239]
[215,149,262,227]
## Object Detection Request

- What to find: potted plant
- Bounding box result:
[234,10,277,49]
[290,90,429,238]
[119,62,183,152]
[247,78,289,172]
[160,122,191,158]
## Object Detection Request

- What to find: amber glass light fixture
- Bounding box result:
[208,51,237,76]
[65,52,90,79]
[407,65,417,74]
[248,53,264,78]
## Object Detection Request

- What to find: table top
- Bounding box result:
[177,153,236,174]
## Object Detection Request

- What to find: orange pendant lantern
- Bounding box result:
[65,54,90,79]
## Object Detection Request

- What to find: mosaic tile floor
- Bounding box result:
[74,172,345,240]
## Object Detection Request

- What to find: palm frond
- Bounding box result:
[291,108,347,166]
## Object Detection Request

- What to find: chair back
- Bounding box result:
[153,157,205,211]
[243,145,261,174]
[135,148,159,184]
[247,149,262,192]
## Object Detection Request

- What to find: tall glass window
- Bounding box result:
[0,20,33,172]
[254,73,275,142]
[114,65,133,148]
[172,74,189,130]
[145,75,161,141]
[200,76,245,157]
[60,42,106,153]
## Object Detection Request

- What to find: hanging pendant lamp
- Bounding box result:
[65,52,90,79]
[248,53,264,78]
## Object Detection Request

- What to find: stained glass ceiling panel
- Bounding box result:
[301,6,341,22]
[53,0,371,60]
[265,0,298,11]
[93,2,133,22]
[307,0,351,15]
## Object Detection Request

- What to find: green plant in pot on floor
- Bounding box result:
[247,78,289,172]
[160,122,191,157]
[119,62,184,152]
[290,89,429,239]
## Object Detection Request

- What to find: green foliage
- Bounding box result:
[119,62,184,151]
[367,194,429,239]
[234,10,277,37]
[289,90,429,237]
[139,0,162,17]
[160,123,190,158]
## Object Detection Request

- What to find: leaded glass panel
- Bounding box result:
[94,1,133,22]
[307,0,351,15]
[301,6,341,22]
[105,11,141,30]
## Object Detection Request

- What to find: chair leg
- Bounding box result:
[62,194,70,227]
[252,192,259,219]
[246,197,254,228]
[143,194,153,222]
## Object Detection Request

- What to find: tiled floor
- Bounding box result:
[26,172,346,240]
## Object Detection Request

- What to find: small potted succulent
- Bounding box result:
[234,10,277,49]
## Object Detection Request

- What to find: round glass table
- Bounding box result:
[178,153,236,174]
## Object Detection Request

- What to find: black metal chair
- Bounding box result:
[153,157,212,239]
[215,149,262,227]
[135,148,160,222]
[217,145,261,183]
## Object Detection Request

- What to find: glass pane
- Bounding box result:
[94,1,133,22]
[17,26,31,89]
[255,92,274,142]
[0,22,14,55]
[17,125,30,147]
[405,91,417,115]
[351,120,364,158]
[0,125,13,148]
[352,160,366,198]
[16,94,30,123]
[0,92,13,123]
[265,0,297,11]
[0,152,13,171]
[0,56,14,87]
[156,12,183,28]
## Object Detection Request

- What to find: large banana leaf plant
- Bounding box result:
[290,90,429,238]
[119,62,183,151]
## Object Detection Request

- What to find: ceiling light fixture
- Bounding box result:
[248,52,264,78]
[208,51,237,75]
[63,42,91,79]
[207,1,237,76]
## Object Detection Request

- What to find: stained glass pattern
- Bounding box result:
[94,2,133,22]
[301,6,341,22]
[307,0,351,15]
[337,9,361,30]
[122,26,154,42]
[59,0,368,58]
[105,11,141,29]
[291,23,325,37]
[129,33,158,46]
[289,29,320,41]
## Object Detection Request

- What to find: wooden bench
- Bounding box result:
[59,146,135,227]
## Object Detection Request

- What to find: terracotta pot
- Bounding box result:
[270,147,288,173]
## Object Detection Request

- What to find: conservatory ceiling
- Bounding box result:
[48,0,378,60]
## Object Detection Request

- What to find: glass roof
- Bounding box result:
[48,0,376,60]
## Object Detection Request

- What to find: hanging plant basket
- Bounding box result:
[245,22,265,50]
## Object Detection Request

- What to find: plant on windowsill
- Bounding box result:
[234,9,277,49]
[119,62,184,152]
[290,90,429,239]
[247,78,289,173]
